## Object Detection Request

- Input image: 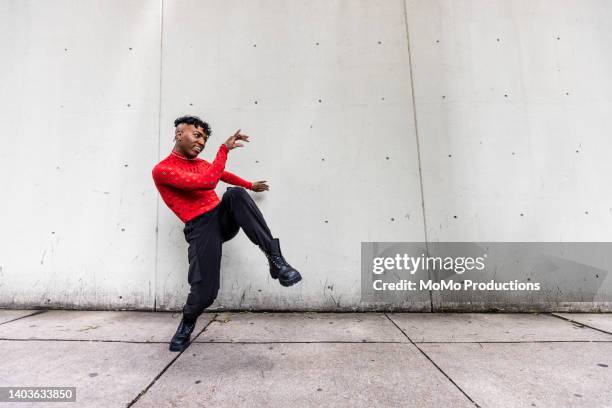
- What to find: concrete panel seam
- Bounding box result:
[153,0,165,312]
[401,0,433,312]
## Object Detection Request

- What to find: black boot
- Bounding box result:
[169,316,197,352]
[264,238,302,287]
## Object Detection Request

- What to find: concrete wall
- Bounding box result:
[1,0,610,311]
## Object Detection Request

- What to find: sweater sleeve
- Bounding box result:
[220,170,253,190]
[152,144,229,191]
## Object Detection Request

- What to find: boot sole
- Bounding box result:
[169,341,191,352]
[279,274,302,287]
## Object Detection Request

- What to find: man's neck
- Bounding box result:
[171,147,196,160]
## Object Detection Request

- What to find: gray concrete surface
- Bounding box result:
[1,310,611,407]
[134,343,473,408]
[0,310,212,342]
[197,312,407,343]
[388,313,612,342]
[420,342,612,408]
[0,341,175,408]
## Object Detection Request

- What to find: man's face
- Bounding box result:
[175,124,208,158]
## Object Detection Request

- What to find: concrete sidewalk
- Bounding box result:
[0,310,611,407]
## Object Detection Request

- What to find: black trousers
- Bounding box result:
[181,187,273,321]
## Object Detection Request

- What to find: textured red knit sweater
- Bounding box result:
[152,144,253,223]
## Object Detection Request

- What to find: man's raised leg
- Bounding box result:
[219,187,302,287]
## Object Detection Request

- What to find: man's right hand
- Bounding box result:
[251,181,269,192]
[224,129,250,150]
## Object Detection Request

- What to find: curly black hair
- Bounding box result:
[173,115,212,136]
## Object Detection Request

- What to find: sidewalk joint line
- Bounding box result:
[413,340,612,344]
[548,313,612,336]
[126,313,218,407]
[193,340,408,344]
[1,338,609,344]
[0,338,170,344]
[384,313,481,407]
[0,310,47,326]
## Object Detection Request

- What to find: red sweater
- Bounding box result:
[152,144,253,223]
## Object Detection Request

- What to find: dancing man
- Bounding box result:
[152,115,302,352]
